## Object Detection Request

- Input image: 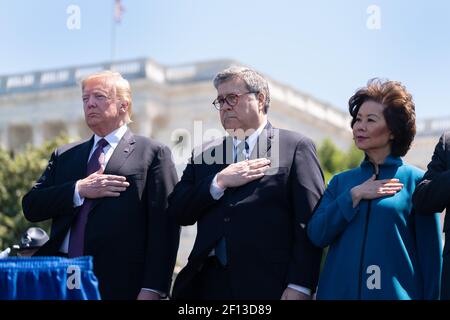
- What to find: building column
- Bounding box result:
[139,117,153,138]
[0,126,8,149]
[32,122,44,147]
[67,120,80,140]
[140,102,156,137]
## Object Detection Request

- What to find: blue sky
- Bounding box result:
[1,0,449,119]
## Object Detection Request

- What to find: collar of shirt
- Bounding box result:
[233,119,268,156]
[89,125,128,163]
[93,125,128,151]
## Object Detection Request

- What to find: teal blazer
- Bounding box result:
[308,155,442,300]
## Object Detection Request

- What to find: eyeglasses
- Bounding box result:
[212,92,256,110]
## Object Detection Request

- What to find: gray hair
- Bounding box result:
[213,66,271,113]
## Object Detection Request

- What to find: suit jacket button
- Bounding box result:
[224,217,231,223]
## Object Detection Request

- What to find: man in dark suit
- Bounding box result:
[22,71,180,300]
[413,131,450,300]
[169,66,325,300]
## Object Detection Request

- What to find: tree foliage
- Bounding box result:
[317,138,364,183]
[0,136,70,250]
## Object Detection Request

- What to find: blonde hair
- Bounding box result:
[82,70,133,124]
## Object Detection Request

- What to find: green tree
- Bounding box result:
[0,136,70,251]
[346,144,365,169]
[317,138,364,183]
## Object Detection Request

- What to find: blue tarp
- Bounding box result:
[0,256,101,300]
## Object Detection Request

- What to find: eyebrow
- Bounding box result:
[219,91,241,96]
[83,89,108,95]
[357,113,380,118]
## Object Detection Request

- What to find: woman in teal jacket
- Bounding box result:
[307,79,442,300]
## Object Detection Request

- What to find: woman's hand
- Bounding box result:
[350,175,403,207]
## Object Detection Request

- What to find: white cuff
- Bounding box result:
[73,181,85,207]
[0,248,11,259]
[141,288,166,298]
[210,174,226,200]
[287,284,311,296]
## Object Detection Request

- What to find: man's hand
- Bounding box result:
[216,158,271,189]
[77,167,130,199]
[281,287,311,300]
[137,289,161,300]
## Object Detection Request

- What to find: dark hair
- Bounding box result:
[348,78,416,157]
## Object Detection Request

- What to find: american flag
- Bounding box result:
[114,0,125,23]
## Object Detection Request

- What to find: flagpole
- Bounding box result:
[110,0,116,63]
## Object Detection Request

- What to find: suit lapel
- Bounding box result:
[223,135,234,165]
[206,136,232,175]
[73,137,95,180]
[103,129,136,174]
[249,122,273,160]
[90,129,136,211]
[224,123,274,196]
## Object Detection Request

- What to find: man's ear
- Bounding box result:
[120,100,129,113]
[257,92,265,111]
